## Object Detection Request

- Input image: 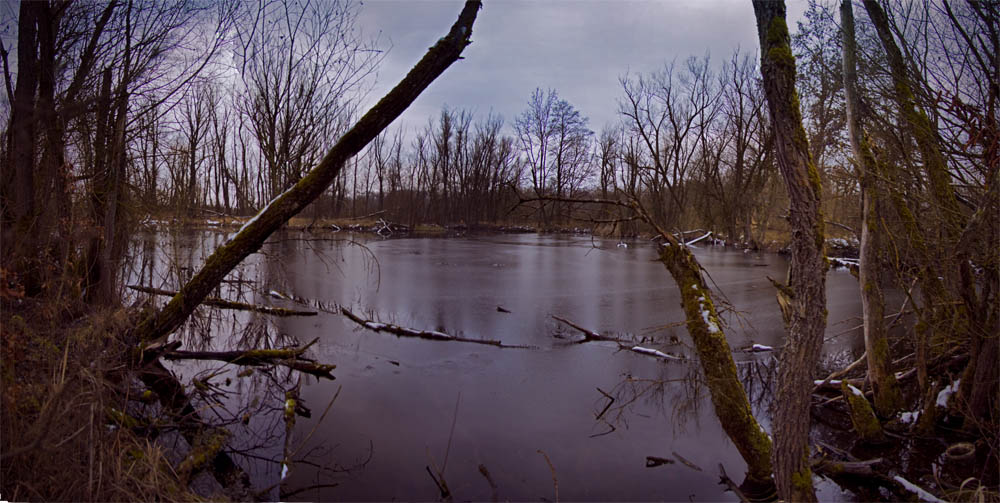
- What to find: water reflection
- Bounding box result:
[128,230,869,501]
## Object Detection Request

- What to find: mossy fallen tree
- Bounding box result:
[128,285,318,317]
[517,194,774,488]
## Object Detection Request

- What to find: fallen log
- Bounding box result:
[163,342,335,380]
[340,306,534,349]
[128,285,318,317]
[811,456,883,477]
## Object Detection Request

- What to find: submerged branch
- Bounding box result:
[128,285,318,317]
[340,306,535,349]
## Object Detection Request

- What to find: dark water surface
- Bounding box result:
[133,231,867,501]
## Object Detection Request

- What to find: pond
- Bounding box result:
[129,230,870,501]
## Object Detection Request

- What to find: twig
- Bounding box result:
[478,464,498,503]
[595,387,615,420]
[537,449,559,503]
[672,451,703,472]
[813,351,867,392]
[718,463,751,503]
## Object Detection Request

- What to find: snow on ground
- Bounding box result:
[936,379,961,407]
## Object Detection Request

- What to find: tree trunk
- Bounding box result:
[840,0,902,418]
[659,240,774,487]
[862,0,972,412]
[752,2,827,501]
[134,1,483,344]
[5,1,41,293]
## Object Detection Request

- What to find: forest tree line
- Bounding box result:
[0,0,996,501]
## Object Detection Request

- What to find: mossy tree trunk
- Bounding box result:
[752,2,827,501]
[134,1,483,344]
[839,0,902,418]
[862,0,979,424]
[659,241,774,487]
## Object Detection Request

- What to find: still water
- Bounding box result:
[131,231,866,501]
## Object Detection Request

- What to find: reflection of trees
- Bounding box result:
[595,356,778,437]
[128,228,365,492]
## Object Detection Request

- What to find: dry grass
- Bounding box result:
[1,299,205,501]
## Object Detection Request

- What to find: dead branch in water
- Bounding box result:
[162,338,335,379]
[340,306,535,349]
[551,315,617,342]
[128,285,318,317]
[163,350,335,379]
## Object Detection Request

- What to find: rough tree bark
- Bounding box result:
[134,1,483,345]
[752,2,827,501]
[862,0,975,426]
[5,1,41,293]
[839,0,903,418]
[659,238,774,489]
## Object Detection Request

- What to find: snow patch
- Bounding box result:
[281,463,289,480]
[236,186,292,236]
[749,344,773,352]
[893,475,944,502]
[846,384,865,397]
[814,379,842,385]
[685,231,713,246]
[365,322,386,330]
[899,411,920,424]
[269,290,287,300]
[936,379,960,407]
[631,346,684,360]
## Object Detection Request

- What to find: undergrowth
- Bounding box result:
[1,295,205,502]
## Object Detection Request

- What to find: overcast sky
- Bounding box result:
[355,0,809,136]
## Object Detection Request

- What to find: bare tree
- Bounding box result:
[236,0,381,202]
[135,1,483,344]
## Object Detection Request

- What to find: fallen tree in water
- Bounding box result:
[128,285,318,317]
[519,194,774,489]
[340,306,535,349]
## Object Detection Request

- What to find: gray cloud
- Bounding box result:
[356,0,808,134]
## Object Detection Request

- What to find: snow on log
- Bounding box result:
[340,306,533,348]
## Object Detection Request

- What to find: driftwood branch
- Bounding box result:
[129,285,318,317]
[340,306,534,349]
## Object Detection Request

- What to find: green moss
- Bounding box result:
[177,428,229,477]
[842,382,885,443]
[658,245,773,483]
[791,465,813,493]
